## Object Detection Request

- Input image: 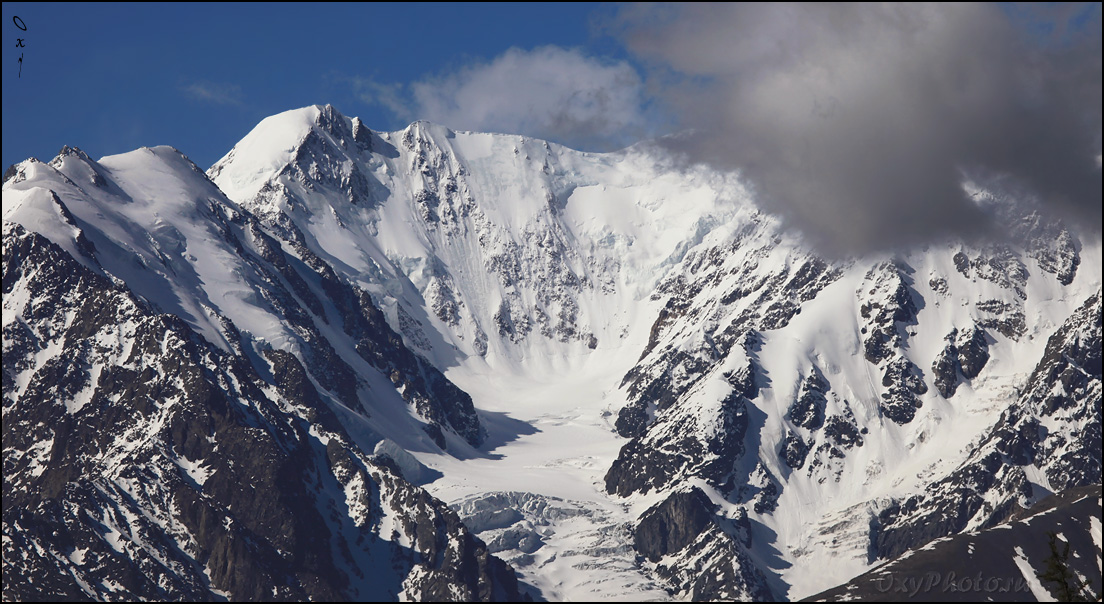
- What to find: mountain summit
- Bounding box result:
[4,105,1100,601]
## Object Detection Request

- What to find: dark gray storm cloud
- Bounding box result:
[612,3,1102,255]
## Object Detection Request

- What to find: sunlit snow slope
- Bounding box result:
[2,145,524,601]
[4,104,1099,602]
[205,105,1101,601]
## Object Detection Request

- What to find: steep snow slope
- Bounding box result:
[3,146,526,600]
[4,103,1099,601]
[5,145,484,455]
[0,221,523,601]
[809,485,1103,602]
[207,105,1101,600]
[209,105,744,370]
[208,105,759,598]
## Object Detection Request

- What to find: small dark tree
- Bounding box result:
[1036,531,1099,602]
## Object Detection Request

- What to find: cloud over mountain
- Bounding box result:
[611,2,1102,254]
[360,46,654,151]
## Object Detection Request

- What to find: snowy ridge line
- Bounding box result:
[806,483,1103,602]
[3,157,524,600]
[4,104,1102,601]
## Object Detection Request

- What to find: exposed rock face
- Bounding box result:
[605,384,751,497]
[859,262,920,365]
[879,356,928,424]
[956,326,991,380]
[2,195,517,599]
[873,291,1101,561]
[789,368,828,430]
[931,344,959,399]
[5,104,1101,603]
[634,487,773,601]
[780,432,810,470]
[805,412,866,483]
[857,262,930,424]
[634,488,717,561]
[932,325,991,398]
[810,485,1103,603]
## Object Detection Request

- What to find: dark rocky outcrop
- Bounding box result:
[872,291,1101,562]
[605,387,750,498]
[880,357,928,424]
[634,487,774,601]
[811,485,1102,602]
[933,326,991,398]
[780,433,811,469]
[789,368,828,430]
[859,262,920,366]
[634,488,717,562]
[1,223,521,601]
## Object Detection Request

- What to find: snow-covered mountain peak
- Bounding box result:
[5,122,495,455]
[207,104,369,207]
[53,144,93,162]
[6,104,1100,602]
[207,105,754,374]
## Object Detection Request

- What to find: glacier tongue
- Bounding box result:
[4,103,1101,601]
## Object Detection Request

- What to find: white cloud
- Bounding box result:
[348,77,407,117]
[613,3,1102,254]
[182,80,244,106]
[363,46,653,151]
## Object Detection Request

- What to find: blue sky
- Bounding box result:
[2,3,625,170]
